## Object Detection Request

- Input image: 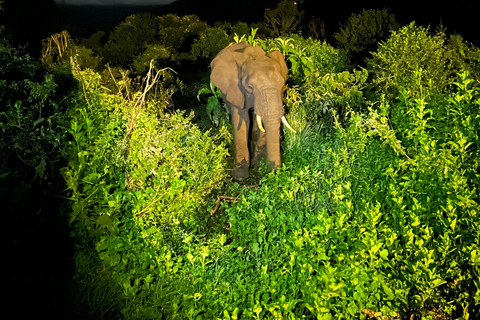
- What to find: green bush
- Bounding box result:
[444,34,480,83]
[261,35,347,83]
[228,22,252,41]
[190,27,230,61]
[260,35,366,126]
[300,68,368,124]
[103,13,159,68]
[0,32,72,180]
[367,22,450,98]
[348,72,480,318]
[334,9,399,66]
[133,44,172,73]
[63,61,229,317]
[174,71,479,319]
[262,0,304,37]
[65,59,228,234]
[156,14,208,61]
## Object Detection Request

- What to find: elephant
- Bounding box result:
[210,41,295,181]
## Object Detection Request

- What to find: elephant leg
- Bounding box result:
[251,112,267,168]
[230,106,250,181]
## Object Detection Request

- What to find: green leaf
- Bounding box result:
[223,310,230,319]
[197,88,211,101]
[206,96,220,113]
[97,215,113,229]
[33,117,44,127]
[34,158,46,179]
[371,242,383,255]
[252,241,260,254]
[0,171,10,180]
[347,300,358,316]
[379,249,389,260]
[450,217,457,231]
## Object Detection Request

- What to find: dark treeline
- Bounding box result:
[2,0,479,59]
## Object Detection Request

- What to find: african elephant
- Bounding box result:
[210,41,295,181]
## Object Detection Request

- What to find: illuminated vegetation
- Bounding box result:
[2,1,480,319]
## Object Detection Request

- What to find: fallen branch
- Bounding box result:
[211,196,237,216]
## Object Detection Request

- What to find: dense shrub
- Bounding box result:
[62,61,228,317]
[444,33,480,83]
[64,59,227,237]
[133,44,172,73]
[262,34,347,82]
[262,0,304,37]
[190,27,230,61]
[0,31,72,180]
[103,13,159,68]
[181,72,480,319]
[345,72,480,318]
[260,35,366,125]
[367,22,450,98]
[156,14,208,60]
[334,8,399,66]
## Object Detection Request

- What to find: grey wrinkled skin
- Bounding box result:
[210,42,288,181]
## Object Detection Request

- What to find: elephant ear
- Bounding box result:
[210,41,251,108]
[268,50,288,82]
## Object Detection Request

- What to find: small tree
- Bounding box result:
[157,14,208,56]
[263,0,304,37]
[305,17,327,41]
[103,13,158,68]
[334,8,399,66]
[81,31,107,55]
[190,27,229,61]
[367,22,449,98]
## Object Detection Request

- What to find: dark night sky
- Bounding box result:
[55,0,480,46]
[3,0,479,49]
[54,0,175,4]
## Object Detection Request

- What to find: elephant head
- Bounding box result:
[210,41,294,181]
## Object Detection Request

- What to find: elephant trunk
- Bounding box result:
[256,89,283,170]
[264,119,282,170]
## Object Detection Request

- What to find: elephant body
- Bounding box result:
[210,41,290,181]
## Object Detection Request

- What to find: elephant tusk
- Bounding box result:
[281,116,296,133]
[256,114,265,133]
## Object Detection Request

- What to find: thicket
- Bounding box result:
[0,27,74,180]
[368,22,480,99]
[334,8,400,67]
[1,26,77,318]
[4,4,480,319]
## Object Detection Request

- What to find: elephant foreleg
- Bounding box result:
[230,106,250,181]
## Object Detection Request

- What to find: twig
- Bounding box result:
[211,196,237,216]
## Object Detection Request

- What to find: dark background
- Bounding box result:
[2,0,479,54]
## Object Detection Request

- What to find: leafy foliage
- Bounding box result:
[444,33,480,83]
[260,35,366,125]
[190,26,230,61]
[0,32,72,179]
[15,9,480,320]
[61,60,229,318]
[103,13,159,68]
[197,80,229,127]
[368,22,451,98]
[63,60,227,239]
[262,0,304,37]
[334,9,399,66]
